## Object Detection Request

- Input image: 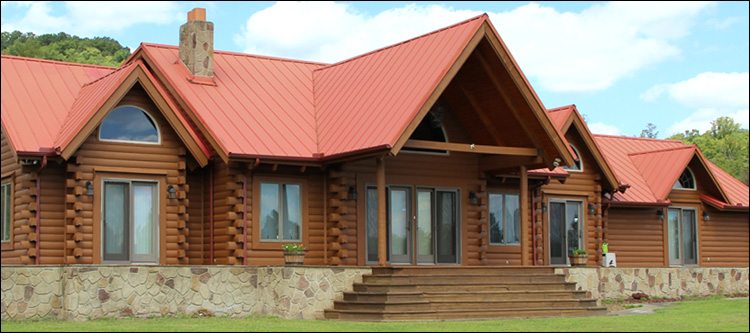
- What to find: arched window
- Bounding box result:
[562,145,582,171]
[99,106,160,144]
[673,167,696,190]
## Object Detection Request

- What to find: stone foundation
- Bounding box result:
[555,267,749,300]
[1,265,370,321]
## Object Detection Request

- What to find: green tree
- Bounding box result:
[1,30,130,67]
[639,123,659,139]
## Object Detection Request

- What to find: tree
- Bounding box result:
[1,30,130,67]
[639,123,659,139]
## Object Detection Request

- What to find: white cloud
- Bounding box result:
[667,108,749,135]
[1,1,183,37]
[643,72,750,134]
[587,122,622,136]
[234,2,713,93]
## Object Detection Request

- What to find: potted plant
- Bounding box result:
[282,243,306,266]
[569,249,588,267]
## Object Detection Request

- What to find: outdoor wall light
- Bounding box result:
[588,203,596,215]
[168,185,177,199]
[656,209,665,221]
[85,181,94,196]
[348,186,358,201]
[702,211,710,221]
[469,191,478,205]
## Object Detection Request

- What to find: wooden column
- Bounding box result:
[376,156,387,266]
[520,165,529,266]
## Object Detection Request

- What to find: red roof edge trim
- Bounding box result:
[227,144,392,163]
[602,199,671,207]
[315,14,488,72]
[701,194,749,211]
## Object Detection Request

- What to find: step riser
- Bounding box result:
[363,275,566,284]
[372,268,556,276]
[334,300,597,311]
[346,292,585,302]
[327,308,607,321]
[353,283,577,293]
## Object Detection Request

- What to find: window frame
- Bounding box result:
[100,178,160,264]
[672,167,696,191]
[562,144,583,172]
[1,178,13,250]
[252,175,308,251]
[488,191,522,246]
[98,105,162,145]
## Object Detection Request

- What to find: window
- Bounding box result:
[667,208,698,266]
[102,179,158,263]
[672,168,695,190]
[99,106,160,144]
[260,182,302,241]
[1,182,11,243]
[489,192,520,245]
[562,145,582,171]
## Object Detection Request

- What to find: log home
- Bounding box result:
[2,10,747,270]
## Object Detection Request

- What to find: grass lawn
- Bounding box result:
[2,298,747,332]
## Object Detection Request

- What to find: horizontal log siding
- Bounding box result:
[700,208,749,267]
[186,167,205,264]
[38,163,66,264]
[1,130,25,264]
[66,85,189,265]
[606,207,665,267]
[540,130,604,266]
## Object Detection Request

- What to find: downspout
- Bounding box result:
[35,155,48,265]
[530,176,551,266]
[209,162,214,265]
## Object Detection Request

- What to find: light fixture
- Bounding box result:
[168,185,177,199]
[702,211,710,221]
[348,186,358,201]
[85,181,94,196]
[588,203,596,215]
[469,191,478,205]
[656,209,664,221]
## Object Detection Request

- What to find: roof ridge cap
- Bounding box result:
[141,43,329,67]
[627,144,695,157]
[546,104,576,113]
[592,133,685,143]
[313,14,487,72]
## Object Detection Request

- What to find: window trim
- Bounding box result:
[488,191,522,246]
[562,144,583,172]
[100,178,160,264]
[672,167,697,191]
[252,175,308,251]
[98,105,162,145]
[1,178,13,250]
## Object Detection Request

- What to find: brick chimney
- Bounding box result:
[179,8,213,77]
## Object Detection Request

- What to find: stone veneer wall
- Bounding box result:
[1,266,370,321]
[555,267,749,300]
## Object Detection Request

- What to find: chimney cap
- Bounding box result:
[187,8,206,22]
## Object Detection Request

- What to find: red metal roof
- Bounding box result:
[1,55,114,154]
[314,15,486,157]
[628,145,697,201]
[705,159,749,208]
[141,44,326,160]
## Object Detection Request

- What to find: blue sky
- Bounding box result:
[2,1,748,138]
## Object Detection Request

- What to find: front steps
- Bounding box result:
[324,266,607,321]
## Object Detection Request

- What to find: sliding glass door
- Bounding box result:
[668,208,697,266]
[103,180,158,263]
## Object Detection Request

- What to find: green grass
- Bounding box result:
[2,299,747,332]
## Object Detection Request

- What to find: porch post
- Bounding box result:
[376,156,387,266]
[520,165,529,266]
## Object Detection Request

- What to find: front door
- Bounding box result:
[668,208,698,266]
[549,200,583,265]
[367,186,459,265]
